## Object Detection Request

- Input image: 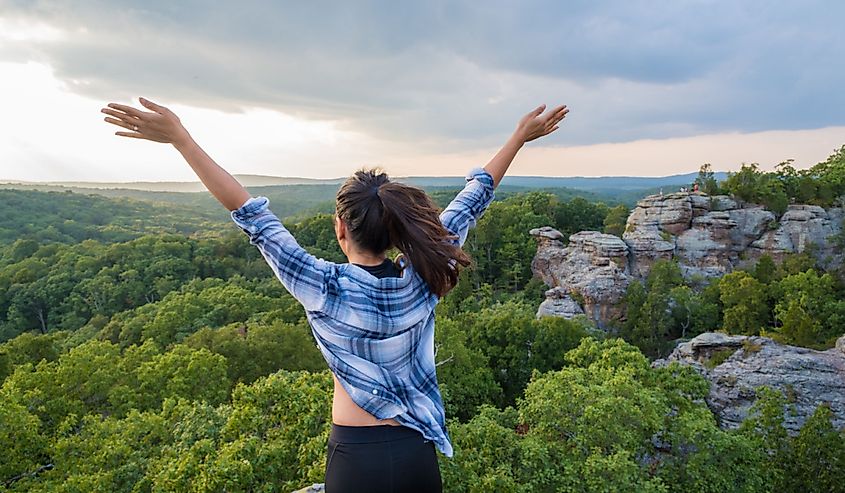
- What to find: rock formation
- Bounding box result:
[749,205,845,270]
[531,192,843,325]
[536,287,585,319]
[530,227,629,327]
[653,332,845,433]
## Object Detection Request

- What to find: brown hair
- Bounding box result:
[335,168,471,297]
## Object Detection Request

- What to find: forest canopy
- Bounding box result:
[2,146,845,491]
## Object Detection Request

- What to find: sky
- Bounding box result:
[1,1,844,182]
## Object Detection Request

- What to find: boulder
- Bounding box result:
[625,192,693,236]
[536,287,585,319]
[728,207,776,251]
[654,332,845,433]
[709,195,738,211]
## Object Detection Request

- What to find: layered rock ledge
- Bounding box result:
[653,332,845,432]
[531,192,843,326]
[530,228,629,328]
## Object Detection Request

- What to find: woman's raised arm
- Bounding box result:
[101,97,251,211]
[483,103,569,188]
[438,103,569,246]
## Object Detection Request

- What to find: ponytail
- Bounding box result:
[336,169,471,297]
[378,182,471,296]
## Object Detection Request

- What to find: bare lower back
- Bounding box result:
[332,374,401,427]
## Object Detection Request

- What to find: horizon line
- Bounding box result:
[0,169,727,185]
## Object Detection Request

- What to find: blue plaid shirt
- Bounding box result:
[230,168,495,457]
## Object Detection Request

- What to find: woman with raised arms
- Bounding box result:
[101,98,568,492]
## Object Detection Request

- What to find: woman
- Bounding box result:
[101,98,568,492]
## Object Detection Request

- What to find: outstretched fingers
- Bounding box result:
[543,105,569,136]
[107,103,148,119]
[103,116,138,131]
[547,106,569,130]
[114,131,145,139]
[101,107,140,124]
[101,107,143,136]
[530,104,546,118]
[139,97,168,114]
[101,97,186,144]
[544,105,568,123]
[556,105,569,120]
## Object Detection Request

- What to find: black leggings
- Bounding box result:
[325,424,442,493]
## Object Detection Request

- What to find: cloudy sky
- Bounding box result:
[2,1,844,182]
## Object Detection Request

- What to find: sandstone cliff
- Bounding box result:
[531,191,843,326]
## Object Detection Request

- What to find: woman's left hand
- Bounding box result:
[101,97,191,146]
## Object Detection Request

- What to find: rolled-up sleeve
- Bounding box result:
[231,196,334,312]
[438,168,495,247]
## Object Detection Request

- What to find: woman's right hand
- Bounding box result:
[101,97,191,146]
[515,104,569,143]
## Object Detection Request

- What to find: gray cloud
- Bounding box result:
[4,0,844,147]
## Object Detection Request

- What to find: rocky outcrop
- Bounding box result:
[623,194,842,279]
[531,192,843,325]
[749,206,845,269]
[530,228,629,328]
[622,228,674,279]
[653,332,845,432]
[536,287,585,319]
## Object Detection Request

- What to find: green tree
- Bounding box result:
[771,270,845,348]
[1,340,125,434]
[554,196,609,238]
[751,255,779,285]
[723,163,762,204]
[147,371,333,492]
[668,285,720,339]
[695,163,720,195]
[722,163,789,214]
[807,145,845,206]
[287,213,345,263]
[782,404,845,493]
[467,195,553,292]
[719,271,770,335]
[133,345,229,410]
[458,300,591,406]
[0,399,48,488]
[443,338,767,493]
[434,315,503,421]
[621,260,685,357]
[184,321,324,385]
[603,204,629,237]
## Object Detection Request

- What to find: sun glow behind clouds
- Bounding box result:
[0,13,396,182]
[0,61,392,182]
[2,59,842,183]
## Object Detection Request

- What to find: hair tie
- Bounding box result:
[394,253,407,271]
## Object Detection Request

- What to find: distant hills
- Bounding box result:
[0,174,342,193]
[1,171,727,195]
[405,171,730,191]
